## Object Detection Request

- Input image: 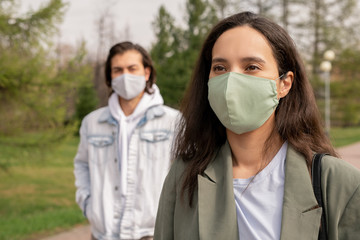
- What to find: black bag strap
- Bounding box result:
[311,153,328,240]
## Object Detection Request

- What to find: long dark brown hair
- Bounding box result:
[104,41,156,94]
[174,11,337,206]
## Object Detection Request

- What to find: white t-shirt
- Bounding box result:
[233,141,288,240]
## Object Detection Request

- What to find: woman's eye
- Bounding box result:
[245,65,260,71]
[213,65,226,72]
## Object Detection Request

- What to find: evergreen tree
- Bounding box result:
[151,0,218,107]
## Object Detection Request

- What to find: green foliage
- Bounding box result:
[150,6,185,106]
[334,48,360,81]
[150,0,218,107]
[0,0,97,135]
[236,0,278,17]
[55,42,96,128]
[0,41,94,134]
[75,84,98,130]
[150,6,179,65]
[213,0,230,18]
[0,133,86,240]
[328,48,360,127]
[0,0,68,134]
[290,0,358,73]
[0,0,66,49]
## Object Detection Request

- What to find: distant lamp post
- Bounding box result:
[320,50,335,136]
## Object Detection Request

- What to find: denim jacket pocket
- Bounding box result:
[87,135,114,164]
[88,135,114,147]
[140,129,170,143]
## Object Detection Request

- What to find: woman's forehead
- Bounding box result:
[212,26,274,63]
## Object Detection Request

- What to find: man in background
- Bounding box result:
[74,41,179,240]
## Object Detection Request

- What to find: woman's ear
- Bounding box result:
[278,71,294,98]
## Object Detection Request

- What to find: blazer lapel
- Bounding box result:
[280,146,322,240]
[198,142,239,240]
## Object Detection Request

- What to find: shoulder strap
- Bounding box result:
[311,153,328,240]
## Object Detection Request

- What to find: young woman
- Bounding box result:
[154,12,360,240]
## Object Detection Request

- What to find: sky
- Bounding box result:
[20,0,186,52]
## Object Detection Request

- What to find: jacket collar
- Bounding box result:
[280,146,322,239]
[197,142,321,240]
[97,105,164,127]
[98,107,117,125]
[198,141,239,240]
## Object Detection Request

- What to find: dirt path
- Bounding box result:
[39,225,91,240]
[336,142,360,169]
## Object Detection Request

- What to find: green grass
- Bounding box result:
[0,132,87,240]
[330,126,360,147]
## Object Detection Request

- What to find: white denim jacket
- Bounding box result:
[74,102,179,240]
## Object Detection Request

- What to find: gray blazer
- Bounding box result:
[154,142,360,240]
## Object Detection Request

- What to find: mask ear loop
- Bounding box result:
[278,71,288,80]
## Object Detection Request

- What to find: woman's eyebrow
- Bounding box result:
[211,57,228,64]
[211,56,266,64]
[240,56,266,64]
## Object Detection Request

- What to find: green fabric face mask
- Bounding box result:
[208,72,279,134]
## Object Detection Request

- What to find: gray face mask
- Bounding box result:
[208,72,281,134]
[111,74,146,100]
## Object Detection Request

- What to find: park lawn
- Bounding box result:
[0,126,359,240]
[0,133,87,240]
[330,126,360,147]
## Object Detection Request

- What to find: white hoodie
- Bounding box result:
[109,85,164,198]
